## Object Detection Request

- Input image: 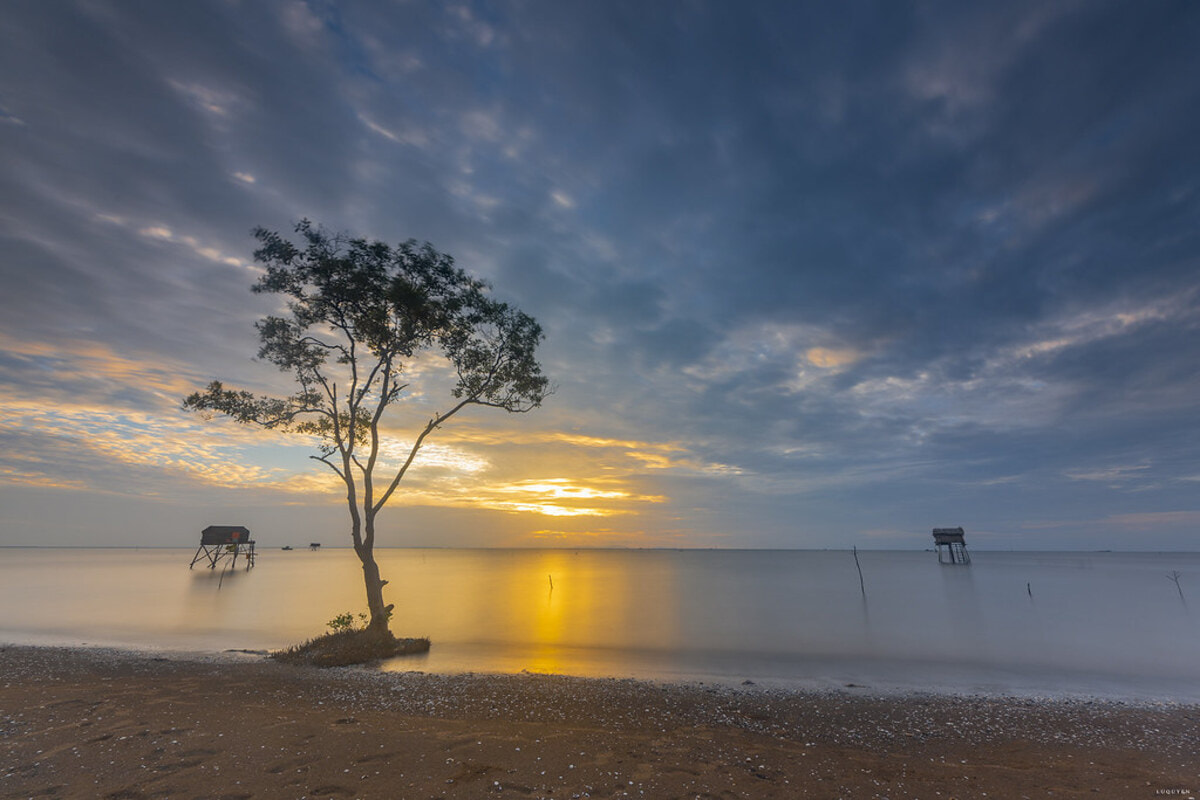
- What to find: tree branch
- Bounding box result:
[371,398,474,513]
[310,453,347,480]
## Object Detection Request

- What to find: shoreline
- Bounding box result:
[6,632,1200,707]
[2,644,1197,799]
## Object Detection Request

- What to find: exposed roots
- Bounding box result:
[270,628,430,668]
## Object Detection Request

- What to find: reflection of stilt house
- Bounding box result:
[190,525,256,570]
[933,527,971,565]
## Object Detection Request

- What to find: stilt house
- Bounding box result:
[190,525,256,570]
[932,527,971,565]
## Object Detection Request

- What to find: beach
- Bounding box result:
[1,645,1196,799]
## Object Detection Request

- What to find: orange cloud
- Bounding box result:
[805,346,860,369]
[0,333,201,402]
[0,464,91,491]
[0,335,725,526]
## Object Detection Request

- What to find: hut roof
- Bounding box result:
[203,525,250,536]
[200,525,251,544]
[932,527,966,544]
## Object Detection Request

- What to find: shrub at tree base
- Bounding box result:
[270,628,430,668]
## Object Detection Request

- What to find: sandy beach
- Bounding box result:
[0,645,1196,799]
[0,647,1190,796]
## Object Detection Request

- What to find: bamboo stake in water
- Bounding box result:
[852,546,866,599]
[1167,571,1185,602]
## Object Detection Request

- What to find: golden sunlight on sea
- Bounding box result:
[484,550,682,676]
[523,551,574,674]
[383,549,684,676]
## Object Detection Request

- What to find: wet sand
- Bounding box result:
[1,645,1196,799]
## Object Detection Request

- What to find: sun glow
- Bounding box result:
[0,335,682,532]
[483,478,664,517]
[499,503,608,517]
[496,479,628,500]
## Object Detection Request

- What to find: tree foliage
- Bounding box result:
[184,220,549,632]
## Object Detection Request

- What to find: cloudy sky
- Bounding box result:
[2,1,1198,550]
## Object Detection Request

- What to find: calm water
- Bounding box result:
[2,548,1198,700]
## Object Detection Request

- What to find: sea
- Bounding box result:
[2,547,1197,702]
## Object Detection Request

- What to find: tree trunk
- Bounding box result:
[358,548,393,633]
[358,507,393,634]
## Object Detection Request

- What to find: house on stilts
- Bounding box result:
[190,525,256,570]
[932,527,971,565]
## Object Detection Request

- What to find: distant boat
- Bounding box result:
[281,546,293,551]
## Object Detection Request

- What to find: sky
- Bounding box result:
[1,1,1199,551]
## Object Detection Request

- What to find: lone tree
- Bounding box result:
[184,220,549,637]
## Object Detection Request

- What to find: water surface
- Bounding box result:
[2,548,1197,700]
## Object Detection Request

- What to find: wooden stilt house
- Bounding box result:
[932,527,971,565]
[190,525,256,570]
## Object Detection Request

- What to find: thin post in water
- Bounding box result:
[1167,571,1185,603]
[852,546,866,599]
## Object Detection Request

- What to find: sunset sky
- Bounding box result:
[2,1,1199,550]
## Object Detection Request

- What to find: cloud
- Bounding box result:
[0,334,202,409]
[1100,511,1200,530]
[166,79,239,118]
[1064,463,1152,486]
[358,113,429,149]
[2,1,1199,548]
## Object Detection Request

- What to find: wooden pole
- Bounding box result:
[852,546,866,599]
[1167,571,1185,602]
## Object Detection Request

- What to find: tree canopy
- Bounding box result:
[185,220,549,633]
